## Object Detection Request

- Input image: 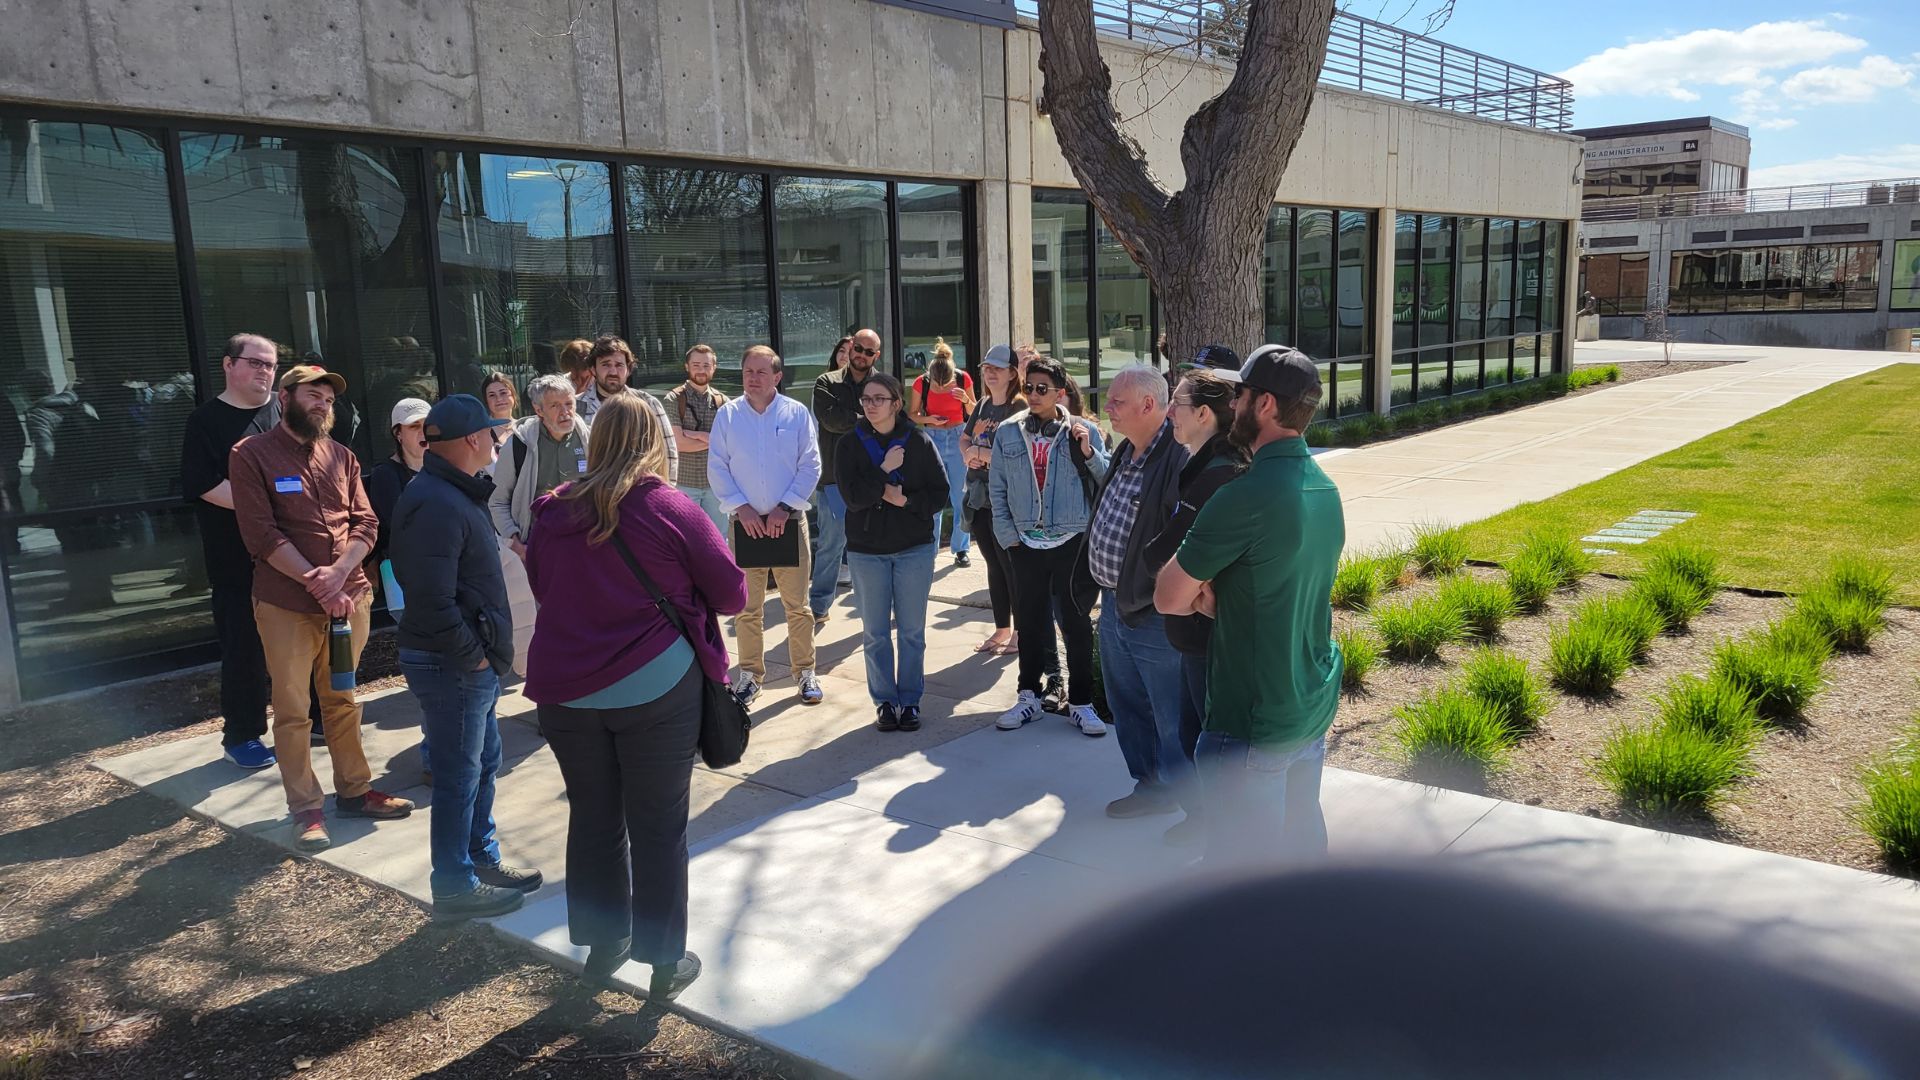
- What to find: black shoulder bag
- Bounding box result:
[608,532,752,769]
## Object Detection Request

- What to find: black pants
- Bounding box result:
[970,504,1016,629]
[1009,536,1096,704]
[537,662,702,967]
[210,577,321,746]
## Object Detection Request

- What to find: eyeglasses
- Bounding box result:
[1024,382,1059,395]
[231,355,276,372]
[851,345,879,357]
[1169,396,1196,409]
[858,395,897,406]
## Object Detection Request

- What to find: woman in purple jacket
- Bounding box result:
[523,394,748,1000]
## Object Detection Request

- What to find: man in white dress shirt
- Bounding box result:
[707,345,824,708]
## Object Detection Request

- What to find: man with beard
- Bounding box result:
[231,365,414,853]
[574,335,678,482]
[1153,346,1343,867]
[663,344,730,534]
[809,327,880,623]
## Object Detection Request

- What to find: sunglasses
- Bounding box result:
[851,345,879,357]
[858,395,897,406]
[1024,382,1059,395]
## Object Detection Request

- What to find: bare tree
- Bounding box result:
[1037,0,1334,363]
[1642,286,1677,364]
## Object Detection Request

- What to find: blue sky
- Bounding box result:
[1378,0,1920,185]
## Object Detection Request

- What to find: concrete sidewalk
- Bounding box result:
[98,593,1920,1077]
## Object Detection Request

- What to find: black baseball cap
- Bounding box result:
[1220,344,1323,403]
[1182,344,1241,373]
[424,393,511,442]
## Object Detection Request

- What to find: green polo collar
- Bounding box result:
[1253,436,1311,462]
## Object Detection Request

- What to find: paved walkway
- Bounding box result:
[96,341,1920,1077]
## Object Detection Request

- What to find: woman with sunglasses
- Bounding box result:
[988,355,1111,736]
[1141,366,1249,845]
[835,373,950,732]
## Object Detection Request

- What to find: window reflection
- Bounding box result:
[898,184,970,374]
[776,177,890,405]
[1031,190,1091,390]
[626,166,767,395]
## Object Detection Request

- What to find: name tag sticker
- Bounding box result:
[576,458,587,473]
[274,476,304,494]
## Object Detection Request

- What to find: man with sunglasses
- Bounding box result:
[181,333,317,770]
[810,327,881,623]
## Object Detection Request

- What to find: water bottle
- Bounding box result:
[380,560,406,621]
[328,617,356,692]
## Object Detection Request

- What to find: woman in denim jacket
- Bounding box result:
[987,355,1111,736]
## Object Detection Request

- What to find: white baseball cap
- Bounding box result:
[390,397,431,427]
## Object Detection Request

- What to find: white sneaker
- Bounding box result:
[1069,703,1108,738]
[997,690,1044,731]
[732,672,761,708]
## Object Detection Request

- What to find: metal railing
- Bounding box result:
[1010,2,1574,132]
[1583,177,1920,223]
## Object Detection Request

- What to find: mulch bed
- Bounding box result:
[1575,359,1738,386]
[1328,566,1920,876]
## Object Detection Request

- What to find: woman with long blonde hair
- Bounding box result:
[521,393,747,1000]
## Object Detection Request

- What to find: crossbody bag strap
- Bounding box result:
[608,531,697,651]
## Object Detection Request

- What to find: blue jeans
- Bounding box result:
[926,427,971,555]
[1194,732,1327,866]
[680,483,728,537]
[809,484,848,616]
[846,544,935,707]
[398,648,504,897]
[1099,590,1193,805]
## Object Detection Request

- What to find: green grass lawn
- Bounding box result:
[1458,365,1920,604]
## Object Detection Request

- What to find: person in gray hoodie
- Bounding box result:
[490,374,591,557]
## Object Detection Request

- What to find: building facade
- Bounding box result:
[0,0,1581,702]
[1573,117,1751,204]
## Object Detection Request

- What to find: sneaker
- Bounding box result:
[1163,815,1204,847]
[649,950,702,1002]
[224,739,275,770]
[335,788,415,820]
[797,669,824,705]
[897,705,922,732]
[1040,674,1068,715]
[953,550,971,568]
[432,882,525,922]
[875,702,899,732]
[732,672,761,708]
[294,809,329,852]
[997,690,1044,731]
[475,863,544,893]
[582,938,631,989]
[837,564,852,587]
[1068,703,1108,737]
[1106,791,1178,819]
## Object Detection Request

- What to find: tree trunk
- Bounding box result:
[1037,0,1332,367]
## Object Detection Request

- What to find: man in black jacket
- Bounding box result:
[809,327,879,621]
[392,395,542,922]
[1087,364,1192,821]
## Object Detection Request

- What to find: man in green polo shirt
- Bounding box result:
[1154,344,1344,864]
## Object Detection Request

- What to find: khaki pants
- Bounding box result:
[734,513,815,679]
[254,594,373,814]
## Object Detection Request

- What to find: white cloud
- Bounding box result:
[1749,117,1800,130]
[1748,144,1920,186]
[1778,55,1915,104]
[1560,21,1864,99]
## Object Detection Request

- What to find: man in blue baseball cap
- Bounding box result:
[391,394,543,920]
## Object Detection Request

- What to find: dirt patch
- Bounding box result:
[1330,567,1920,875]
[1575,359,1738,387]
[0,662,796,1079]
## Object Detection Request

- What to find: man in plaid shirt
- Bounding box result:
[664,344,730,534]
[1087,364,1193,822]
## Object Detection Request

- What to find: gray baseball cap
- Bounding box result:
[1221,344,1323,404]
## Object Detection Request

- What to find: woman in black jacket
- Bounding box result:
[835,372,951,733]
[1142,369,1248,844]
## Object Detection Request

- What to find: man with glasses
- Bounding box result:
[180,333,317,770]
[1155,345,1345,866]
[810,327,880,624]
[575,335,678,483]
[709,346,825,708]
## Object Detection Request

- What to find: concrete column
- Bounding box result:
[1007,183,1034,347]
[1371,209,1397,415]
[979,179,1013,348]
[1558,220,1579,369]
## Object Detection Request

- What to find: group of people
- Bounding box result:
[180,321,1348,1004]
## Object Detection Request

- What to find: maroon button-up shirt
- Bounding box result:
[229,423,378,614]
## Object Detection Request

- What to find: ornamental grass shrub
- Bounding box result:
[1373,595,1465,663]
[1392,688,1513,779]
[1547,614,1634,697]
[1646,543,1721,594]
[1439,575,1517,641]
[1331,557,1383,611]
[1460,649,1549,736]
[1336,626,1381,693]
[1504,553,1560,615]
[1632,561,1714,633]
[1653,674,1760,746]
[1409,523,1471,577]
[1582,593,1665,662]
[1857,729,1920,871]
[1595,720,1754,816]
[1793,584,1887,653]
[1710,621,1831,726]
[1824,555,1895,610]
[1515,528,1592,590]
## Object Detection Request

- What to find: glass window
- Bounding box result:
[1583,252,1647,316]
[1416,348,1451,400]
[775,177,890,404]
[183,131,438,464]
[1392,213,1417,353]
[1031,190,1090,390]
[1487,218,1516,338]
[1295,208,1336,359]
[1483,337,1511,387]
[1513,334,1540,382]
[1456,217,1485,340]
[1263,205,1292,345]
[1516,220,1543,333]
[1763,246,1804,312]
[1839,242,1881,312]
[1802,245,1845,311]
[1420,216,1454,347]
[1336,210,1371,361]
[1727,248,1766,313]
[1672,250,1729,314]
[1095,214,1152,399]
[1894,240,1920,311]
[434,153,616,407]
[0,120,208,697]
[1540,221,1562,332]
[1454,343,1483,393]
[624,165,768,397]
[898,184,971,376]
